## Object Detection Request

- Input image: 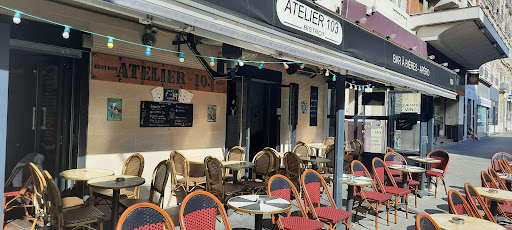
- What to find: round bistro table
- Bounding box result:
[498,173,512,189]
[430,213,505,230]
[88,175,145,230]
[300,156,331,171]
[387,164,425,204]
[474,186,512,220]
[307,144,328,157]
[60,168,115,199]
[227,195,291,230]
[222,161,255,184]
[407,156,441,197]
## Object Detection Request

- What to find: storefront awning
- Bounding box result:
[76,0,457,99]
[411,7,509,69]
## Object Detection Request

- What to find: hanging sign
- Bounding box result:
[507,94,512,102]
[276,0,343,45]
[91,53,227,93]
[310,86,318,126]
[163,88,179,102]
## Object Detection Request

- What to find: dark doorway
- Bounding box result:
[6,50,75,180]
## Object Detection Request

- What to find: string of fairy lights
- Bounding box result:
[3,5,378,89]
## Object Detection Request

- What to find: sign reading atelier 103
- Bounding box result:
[277,0,343,45]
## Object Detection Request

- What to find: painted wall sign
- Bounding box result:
[392,54,430,77]
[92,53,227,94]
[276,0,343,45]
[310,86,318,126]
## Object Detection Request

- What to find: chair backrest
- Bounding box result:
[123,153,145,177]
[118,202,175,230]
[268,174,308,218]
[322,137,335,146]
[324,145,335,169]
[179,191,232,230]
[427,149,450,173]
[447,189,475,216]
[252,151,273,178]
[283,151,303,178]
[293,141,311,157]
[350,160,378,191]
[148,160,172,207]
[499,159,512,174]
[464,183,495,222]
[204,156,224,193]
[384,152,406,166]
[481,170,499,189]
[171,150,189,178]
[263,147,281,172]
[415,213,441,230]
[385,147,394,154]
[42,170,62,228]
[28,163,47,215]
[226,146,245,162]
[347,139,364,157]
[302,169,337,218]
[492,152,512,171]
[488,167,508,191]
[372,157,398,192]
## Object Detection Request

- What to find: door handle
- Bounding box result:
[41,107,47,129]
[32,107,36,130]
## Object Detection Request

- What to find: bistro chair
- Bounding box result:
[204,156,245,203]
[351,160,393,229]
[322,137,335,146]
[263,147,282,175]
[346,139,364,161]
[267,174,324,230]
[122,160,171,208]
[94,153,144,204]
[489,167,509,191]
[301,169,352,230]
[293,141,311,157]
[179,191,232,230]
[372,157,412,223]
[40,172,84,211]
[426,149,450,198]
[447,189,475,217]
[492,152,512,172]
[464,183,495,222]
[117,202,175,230]
[383,152,419,207]
[27,163,47,229]
[481,171,512,220]
[415,213,441,230]
[283,151,304,190]
[171,150,206,194]
[3,165,33,226]
[499,159,512,174]
[225,146,246,181]
[385,147,394,154]
[320,145,335,183]
[240,150,273,194]
[43,170,105,230]
[482,170,499,189]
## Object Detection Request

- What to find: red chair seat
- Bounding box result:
[314,207,352,223]
[390,170,402,176]
[394,177,420,186]
[383,186,411,196]
[426,170,443,177]
[280,216,324,230]
[500,204,512,214]
[360,191,393,202]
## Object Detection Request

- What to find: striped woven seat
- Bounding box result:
[63,206,105,225]
[62,197,84,209]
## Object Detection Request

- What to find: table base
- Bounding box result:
[255,214,263,230]
[112,189,120,230]
[490,200,498,220]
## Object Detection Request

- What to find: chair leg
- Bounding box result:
[414,186,418,208]
[405,195,409,219]
[375,203,380,230]
[2,196,6,227]
[386,201,390,226]
[441,176,448,195]
[394,197,398,224]
[434,176,439,198]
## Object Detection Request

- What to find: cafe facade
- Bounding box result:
[0,0,458,207]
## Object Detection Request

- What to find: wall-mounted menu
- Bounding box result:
[140,101,193,127]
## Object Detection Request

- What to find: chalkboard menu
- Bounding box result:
[140,101,193,127]
[310,86,318,126]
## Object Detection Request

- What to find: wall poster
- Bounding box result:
[208,105,217,122]
[107,98,122,121]
[310,86,318,126]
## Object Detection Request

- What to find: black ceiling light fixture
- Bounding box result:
[142,26,157,46]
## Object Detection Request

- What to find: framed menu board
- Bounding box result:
[140,101,193,127]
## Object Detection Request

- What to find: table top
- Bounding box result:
[329,174,375,186]
[474,187,512,201]
[222,161,255,170]
[497,173,512,182]
[227,195,292,215]
[407,156,441,164]
[430,214,505,230]
[308,144,328,149]
[60,168,115,181]
[387,164,426,173]
[300,157,331,163]
[87,175,145,189]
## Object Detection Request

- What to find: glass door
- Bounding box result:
[388,91,421,152]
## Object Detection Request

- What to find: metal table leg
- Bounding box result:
[255,214,263,230]
[490,200,498,220]
[112,189,120,230]
[346,184,354,230]
[233,170,239,184]
[418,163,427,198]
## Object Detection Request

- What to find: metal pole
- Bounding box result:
[0,24,10,230]
[333,75,346,207]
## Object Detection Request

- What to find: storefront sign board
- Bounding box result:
[478,97,492,108]
[92,53,227,94]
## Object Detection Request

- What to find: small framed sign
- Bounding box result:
[208,105,217,122]
[163,88,179,102]
[107,98,122,121]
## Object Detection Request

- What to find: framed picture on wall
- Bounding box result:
[208,105,216,122]
[107,98,122,121]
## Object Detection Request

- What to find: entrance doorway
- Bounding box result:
[6,50,76,179]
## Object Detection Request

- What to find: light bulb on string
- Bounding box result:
[107,37,114,49]
[209,57,215,67]
[325,69,329,76]
[349,84,353,89]
[362,86,365,91]
[258,62,264,69]
[300,63,305,69]
[283,62,289,70]
[179,53,185,62]
[145,46,151,56]
[354,85,358,91]
[345,82,348,87]
[332,75,336,81]
[238,60,244,66]
[13,11,21,24]
[62,26,71,39]
[320,67,324,71]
